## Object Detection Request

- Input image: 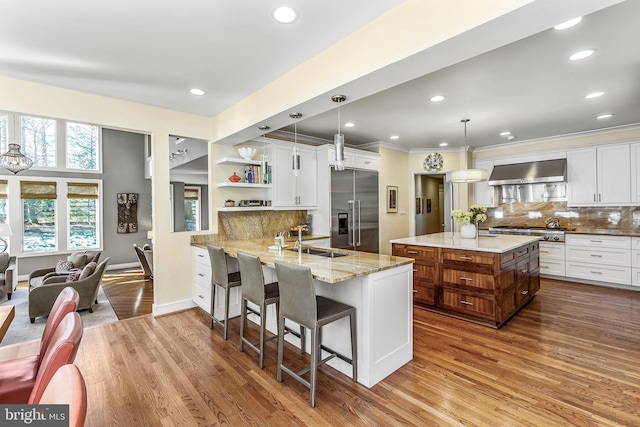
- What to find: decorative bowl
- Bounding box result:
[237,147,257,160]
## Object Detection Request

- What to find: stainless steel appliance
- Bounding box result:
[488,225,566,242]
[331,168,379,253]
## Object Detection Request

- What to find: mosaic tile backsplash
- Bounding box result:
[481,201,640,232]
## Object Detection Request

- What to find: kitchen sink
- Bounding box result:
[287,247,349,258]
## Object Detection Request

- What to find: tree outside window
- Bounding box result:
[69,198,98,248]
[23,199,56,252]
[184,187,200,232]
[0,115,7,153]
[22,116,56,167]
[67,122,99,170]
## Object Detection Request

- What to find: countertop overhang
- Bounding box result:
[192,238,414,284]
[390,232,541,253]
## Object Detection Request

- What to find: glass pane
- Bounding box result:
[69,198,98,249]
[0,115,7,153]
[67,122,99,170]
[184,199,199,231]
[21,116,56,167]
[0,200,6,224]
[23,199,56,251]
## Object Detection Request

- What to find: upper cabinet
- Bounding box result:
[567,143,631,206]
[472,159,497,207]
[272,141,318,209]
[325,145,379,171]
[630,142,640,204]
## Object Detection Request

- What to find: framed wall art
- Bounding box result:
[387,185,398,213]
[117,193,138,234]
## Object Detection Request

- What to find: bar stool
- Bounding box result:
[274,260,357,408]
[207,245,242,340]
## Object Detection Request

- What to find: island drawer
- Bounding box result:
[442,268,495,291]
[441,248,496,268]
[192,281,212,314]
[441,288,496,321]
[413,280,437,306]
[393,244,437,260]
[413,262,437,282]
[193,261,212,284]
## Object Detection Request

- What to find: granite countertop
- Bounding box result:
[390,232,541,253]
[191,238,414,284]
[566,229,640,237]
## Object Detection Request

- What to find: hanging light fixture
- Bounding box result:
[331,94,347,171]
[446,119,488,183]
[289,112,302,176]
[0,143,33,174]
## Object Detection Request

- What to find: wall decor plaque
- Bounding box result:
[117,193,138,234]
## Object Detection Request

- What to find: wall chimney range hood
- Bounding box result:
[487,159,566,186]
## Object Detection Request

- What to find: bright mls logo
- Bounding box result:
[1,405,69,426]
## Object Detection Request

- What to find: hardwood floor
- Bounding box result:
[100,268,153,320]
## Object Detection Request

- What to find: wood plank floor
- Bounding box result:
[100,269,154,320]
[26,278,640,425]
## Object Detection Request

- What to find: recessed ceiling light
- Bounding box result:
[499,131,511,136]
[585,91,604,99]
[344,122,355,128]
[390,135,399,140]
[273,6,297,23]
[430,95,445,102]
[554,17,582,30]
[569,49,595,61]
[439,142,448,147]
[596,113,614,119]
[507,135,516,141]
[189,88,206,96]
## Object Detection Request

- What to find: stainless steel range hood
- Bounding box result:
[487,159,566,186]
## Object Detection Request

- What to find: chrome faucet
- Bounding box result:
[294,225,307,257]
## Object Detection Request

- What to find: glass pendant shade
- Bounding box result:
[334,133,345,171]
[261,153,268,183]
[292,145,300,176]
[0,143,33,174]
[446,168,488,183]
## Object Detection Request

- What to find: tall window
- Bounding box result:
[21,116,56,167]
[66,122,99,170]
[22,181,57,252]
[0,180,7,224]
[184,187,200,232]
[68,182,99,249]
[0,115,7,153]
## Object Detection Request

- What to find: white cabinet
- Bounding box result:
[272,142,318,209]
[192,246,242,318]
[564,234,631,285]
[472,159,497,207]
[567,144,631,206]
[630,142,640,203]
[326,145,379,171]
[631,237,640,287]
[539,242,565,277]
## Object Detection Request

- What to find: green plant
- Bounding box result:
[225,199,234,203]
[452,205,487,224]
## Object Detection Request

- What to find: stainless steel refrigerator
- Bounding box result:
[331,168,379,253]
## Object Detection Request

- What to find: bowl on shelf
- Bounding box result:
[237,147,257,160]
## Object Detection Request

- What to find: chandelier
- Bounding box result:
[0,143,33,174]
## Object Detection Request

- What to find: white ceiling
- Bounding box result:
[1,0,637,151]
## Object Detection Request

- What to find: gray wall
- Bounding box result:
[16,128,151,275]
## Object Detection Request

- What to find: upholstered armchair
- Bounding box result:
[0,253,17,300]
[27,250,101,290]
[28,257,110,323]
[133,244,153,279]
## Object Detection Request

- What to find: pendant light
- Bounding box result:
[0,143,33,174]
[446,119,488,183]
[258,126,270,184]
[289,112,302,176]
[331,94,347,171]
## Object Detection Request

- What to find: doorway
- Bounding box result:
[412,173,447,236]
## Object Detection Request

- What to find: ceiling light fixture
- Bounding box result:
[439,142,448,147]
[0,143,33,174]
[273,6,297,23]
[446,119,488,183]
[344,122,355,128]
[331,94,347,171]
[569,49,595,61]
[499,131,511,136]
[289,112,302,176]
[390,135,399,140]
[597,113,614,119]
[189,88,206,96]
[258,125,270,131]
[554,17,582,30]
[585,91,604,99]
[430,95,445,102]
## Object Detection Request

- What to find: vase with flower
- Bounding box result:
[451,205,488,239]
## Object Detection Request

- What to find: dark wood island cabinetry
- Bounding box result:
[392,233,540,327]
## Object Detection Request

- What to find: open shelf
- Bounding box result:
[216,182,272,188]
[217,206,273,212]
[216,157,261,166]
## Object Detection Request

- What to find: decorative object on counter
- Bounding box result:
[446,119,488,183]
[237,146,256,160]
[304,213,313,234]
[289,224,307,236]
[290,112,302,176]
[228,172,242,182]
[0,143,33,174]
[452,205,487,239]
[224,199,235,207]
[423,152,443,171]
[331,94,347,171]
[387,185,398,213]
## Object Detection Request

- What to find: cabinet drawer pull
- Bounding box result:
[198,254,205,258]
[459,256,473,260]
[197,294,204,299]
[590,254,603,257]
[198,273,205,277]
[590,271,603,275]
[521,290,529,295]
[413,269,418,272]
[541,265,548,269]
[540,250,549,253]
[460,277,473,281]
[590,240,602,243]
[407,250,418,254]
[521,270,528,274]
[460,300,474,306]
[413,290,418,293]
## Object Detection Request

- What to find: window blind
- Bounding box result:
[184,188,199,201]
[67,182,99,199]
[0,180,7,199]
[20,181,57,199]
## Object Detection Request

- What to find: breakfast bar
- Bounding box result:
[191,237,415,387]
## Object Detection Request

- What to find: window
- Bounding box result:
[68,182,99,249]
[0,180,7,224]
[66,122,99,170]
[21,115,57,167]
[22,181,57,252]
[184,187,200,232]
[0,115,7,153]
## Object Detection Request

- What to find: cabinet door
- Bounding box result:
[296,145,318,208]
[631,142,640,203]
[598,144,630,204]
[567,148,597,205]
[472,160,497,207]
[272,144,296,207]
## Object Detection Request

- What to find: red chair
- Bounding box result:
[0,311,83,403]
[30,364,87,427]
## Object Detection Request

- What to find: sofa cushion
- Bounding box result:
[67,253,87,268]
[0,253,9,272]
[78,262,96,280]
[55,260,74,273]
[29,276,44,289]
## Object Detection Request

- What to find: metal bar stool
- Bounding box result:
[207,245,242,340]
[274,260,357,408]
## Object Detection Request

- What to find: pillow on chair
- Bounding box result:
[56,260,74,273]
[78,262,96,280]
[65,271,81,282]
[67,253,87,268]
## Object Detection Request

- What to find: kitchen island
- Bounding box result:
[191,237,415,387]
[391,232,541,328]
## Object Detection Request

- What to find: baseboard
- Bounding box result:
[152,299,196,317]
